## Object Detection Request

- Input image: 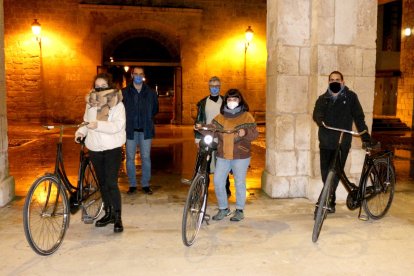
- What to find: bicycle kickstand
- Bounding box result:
[357,206,368,221]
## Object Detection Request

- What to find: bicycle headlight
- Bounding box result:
[203,135,213,145]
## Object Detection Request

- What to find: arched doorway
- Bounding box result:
[100,31,182,124]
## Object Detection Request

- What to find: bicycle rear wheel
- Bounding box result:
[363,159,395,219]
[23,175,69,255]
[81,160,103,220]
[182,174,208,246]
[312,170,334,243]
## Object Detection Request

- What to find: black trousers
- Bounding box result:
[319,147,350,205]
[89,147,122,212]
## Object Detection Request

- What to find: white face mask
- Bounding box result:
[227,101,239,110]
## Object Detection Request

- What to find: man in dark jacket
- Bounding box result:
[312,71,371,214]
[122,67,159,195]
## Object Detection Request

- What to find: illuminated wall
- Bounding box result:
[397,0,414,128]
[4,0,266,124]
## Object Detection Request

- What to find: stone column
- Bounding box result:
[263,0,377,201]
[0,0,15,207]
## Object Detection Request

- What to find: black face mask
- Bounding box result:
[329,82,342,93]
[94,87,109,92]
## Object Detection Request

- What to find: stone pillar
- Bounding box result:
[0,0,15,207]
[398,0,414,128]
[263,0,377,201]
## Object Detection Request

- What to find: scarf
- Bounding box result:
[86,89,123,121]
[223,106,242,118]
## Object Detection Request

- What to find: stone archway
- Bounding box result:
[102,29,182,124]
[103,29,180,64]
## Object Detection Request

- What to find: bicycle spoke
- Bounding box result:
[182,175,207,246]
[23,176,69,255]
[363,159,395,219]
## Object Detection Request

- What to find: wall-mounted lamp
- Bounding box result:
[124,66,129,72]
[245,26,254,53]
[404,27,412,37]
[31,19,41,43]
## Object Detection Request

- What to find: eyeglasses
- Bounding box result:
[227,97,239,102]
[209,85,220,88]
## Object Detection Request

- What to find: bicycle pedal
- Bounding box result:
[204,214,210,225]
[82,216,94,224]
[181,178,191,185]
[358,214,369,221]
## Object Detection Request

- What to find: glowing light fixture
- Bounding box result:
[124,66,129,72]
[31,19,41,42]
[245,26,254,53]
[404,27,412,37]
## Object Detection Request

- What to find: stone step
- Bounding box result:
[372,117,410,131]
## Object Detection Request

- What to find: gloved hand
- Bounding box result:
[74,132,85,143]
[362,137,380,150]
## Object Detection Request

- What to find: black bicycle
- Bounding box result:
[23,123,103,255]
[312,122,395,242]
[181,126,236,246]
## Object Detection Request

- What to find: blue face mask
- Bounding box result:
[209,86,220,96]
[133,75,144,85]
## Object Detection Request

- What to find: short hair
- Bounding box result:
[131,66,145,74]
[208,76,220,84]
[328,71,344,81]
[220,88,249,113]
[93,73,114,89]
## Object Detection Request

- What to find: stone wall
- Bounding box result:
[0,0,15,206]
[4,0,266,124]
[397,0,414,128]
[263,0,377,200]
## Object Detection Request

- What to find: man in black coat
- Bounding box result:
[313,71,371,214]
[122,66,159,195]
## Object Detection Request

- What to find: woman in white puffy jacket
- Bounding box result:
[75,73,126,233]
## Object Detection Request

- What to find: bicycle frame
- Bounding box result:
[46,124,89,200]
[323,122,394,216]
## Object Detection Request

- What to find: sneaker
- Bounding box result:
[212,208,231,221]
[143,187,153,195]
[230,209,244,221]
[127,187,137,195]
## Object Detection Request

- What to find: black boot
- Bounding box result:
[114,211,123,233]
[95,206,114,227]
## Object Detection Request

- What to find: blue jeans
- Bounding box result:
[214,157,251,210]
[126,131,152,188]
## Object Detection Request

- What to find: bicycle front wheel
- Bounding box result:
[363,159,395,219]
[182,174,208,246]
[81,160,103,220]
[312,170,334,243]
[23,175,70,255]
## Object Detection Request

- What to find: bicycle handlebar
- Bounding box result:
[42,122,89,130]
[194,125,238,134]
[322,122,367,136]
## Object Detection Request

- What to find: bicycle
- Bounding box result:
[23,123,103,255]
[312,122,395,242]
[181,125,236,246]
